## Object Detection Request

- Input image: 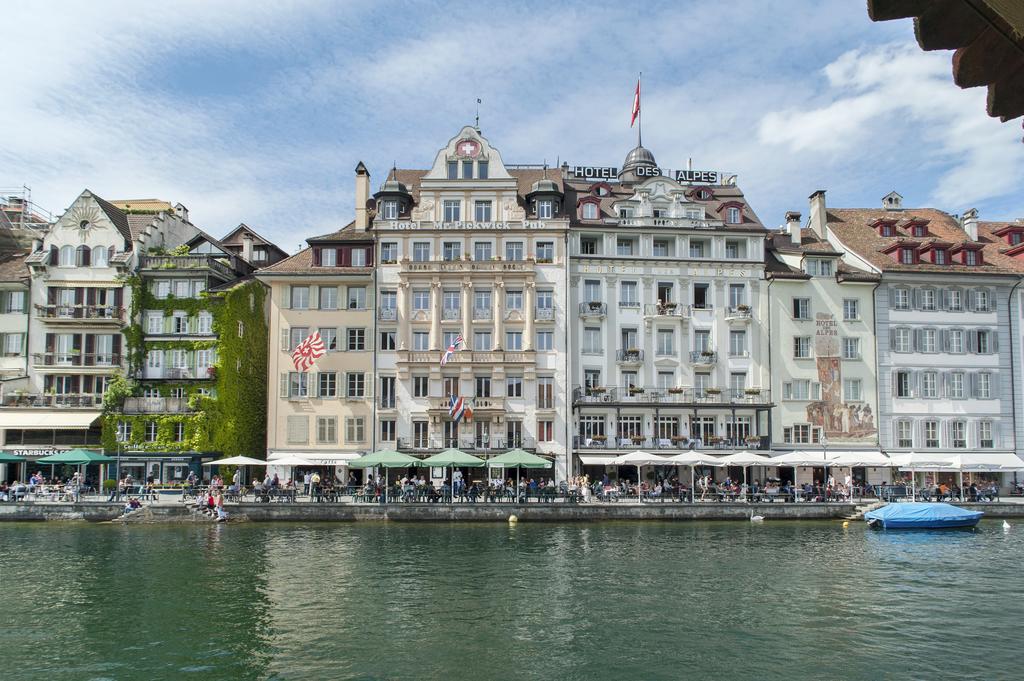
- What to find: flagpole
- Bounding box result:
[637,71,642,148]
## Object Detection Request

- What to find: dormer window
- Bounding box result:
[320,248,337,267]
[590,182,612,197]
[726,207,741,224]
[900,247,916,264]
[537,200,553,219]
[883,225,895,236]
[462,160,473,179]
[911,224,928,238]
[619,207,634,219]
[805,258,833,276]
[447,161,458,180]
[653,208,666,218]
[694,188,713,201]
[581,202,599,220]
[964,250,978,266]
[1010,231,1023,246]
[478,161,488,179]
[932,248,947,265]
[382,200,399,220]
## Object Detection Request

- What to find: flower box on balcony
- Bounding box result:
[705,388,722,395]
[707,436,723,444]
[671,435,688,443]
[588,301,603,311]
[537,257,553,264]
[628,387,645,395]
[591,435,607,442]
[631,437,644,445]
[744,388,761,395]
[668,387,685,394]
[744,435,761,444]
[700,351,715,357]
[737,304,750,312]
[589,386,606,394]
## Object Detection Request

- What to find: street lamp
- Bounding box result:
[820,434,829,501]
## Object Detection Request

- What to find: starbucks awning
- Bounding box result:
[0,411,100,429]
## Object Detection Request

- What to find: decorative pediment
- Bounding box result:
[422,126,513,181]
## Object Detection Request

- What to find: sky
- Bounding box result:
[3,0,1022,253]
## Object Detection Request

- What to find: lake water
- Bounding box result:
[0,520,1018,680]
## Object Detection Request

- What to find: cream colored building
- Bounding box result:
[766,210,881,485]
[372,126,571,480]
[258,216,376,480]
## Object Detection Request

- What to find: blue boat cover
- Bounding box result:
[864,502,983,528]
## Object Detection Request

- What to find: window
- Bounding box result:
[413,332,429,350]
[792,298,810,320]
[347,287,366,309]
[380,331,396,350]
[536,331,553,350]
[726,206,741,224]
[933,249,947,264]
[537,420,554,442]
[345,417,366,444]
[895,371,911,398]
[893,288,910,310]
[924,420,939,448]
[584,280,601,302]
[806,258,833,276]
[412,289,430,312]
[443,200,461,222]
[583,370,601,392]
[505,331,522,350]
[974,289,990,311]
[582,202,598,220]
[474,331,491,351]
[506,375,523,398]
[728,284,745,309]
[729,330,746,357]
[580,416,605,440]
[380,420,396,442]
[443,241,461,261]
[147,313,163,334]
[689,240,706,258]
[381,200,398,220]
[173,422,185,442]
[59,245,75,266]
[616,238,634,256]
[413,375,429,397]
[580,238,598,254]
[345,328,365,351]
[478,161,488,179]
[893,328,911,353]
[900,248,915,265]
[197,312,212,334]
[920,328,936,353]
[2,332,23,356]
[320,248,337,267]
[443,376,459,397]
[583,327,601,354]
[947,289,962,311]
[976,330,992,353]
[783,380,815,400]
[506,421,524,448]
[319,327,338,353]
[657,329,674,356]
[976,372,991,399]
[951,421,966,448]
[920,372,937,398]
[380,242,397,262]
[172,313,189,334]
[447,161,458,179]
[462,160,473,179]
[5,290,25,313]
[290,286,310,310]
[474,201,492,222]
[896,421,913,448]
[379,376,396,408]
[287,416,308,444]
[920,289,936,311]
[950,372,965,399]
[289,326,309,351]
[782,425,815,444]
[413,421,429,448]
[474,242,492,261]
[619,281,638,307]
[729,373,747,395]
[537,377,554,409]
[319,372,337,398]
[536,290,553,313]
[979,421,994,448]
[964,250,978,266]
[693,329,711,352]
[536,242,554,262]
[475,375,491,398]
[653,240,670,257]
[537,200,553,219]
[842,338,860,360]
[505,242,524,261]
[346,372,365,398]
[793,336,811,359]
[412,242,430,262]
[316,417,337,444]
[505,289,523,311]
[288,372,309,398]
[843,299,859,321]
[725,240,746,259]
[949,329,964,354]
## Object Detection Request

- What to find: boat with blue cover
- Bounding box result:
[864,502,983,529]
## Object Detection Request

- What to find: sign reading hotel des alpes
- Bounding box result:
[571,165,718,183]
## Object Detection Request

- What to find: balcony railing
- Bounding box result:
[32,353,124,368]
[643,303,690,320]
[615,349,644,363]
[578,302,607,317]
[535,307,555,321]
[726,306,753,322]
[1,393,102,408]
[121,397,192,414]
[428,396,506,412]
[573,435,769,451]
[139,254,236,279]
[403,258,535,273]
[378,308,397,321]
[397,436,537,452]
[35,304,124,322]
[442,308,461,321]
[572,386,771,405]
[689,350,717,365]
[399,350,534,365]
[473,307,492,321]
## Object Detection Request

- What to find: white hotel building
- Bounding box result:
[565,145,773,476]
[372,126,571,480]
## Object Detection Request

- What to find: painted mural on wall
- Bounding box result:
[808,312,876,443]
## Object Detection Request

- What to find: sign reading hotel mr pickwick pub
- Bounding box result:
[570,165,719,183]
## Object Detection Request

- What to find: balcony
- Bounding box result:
[428,396,506,413]
[689,350,717,365]
[378,307,397,321]
[574,434,770,451]
[139,254,236,280]
[473,307,492,321]
[402,257,536,274]
[442,308,461,321]
[33,353,124,369]
[573,386,772,406]
[398,350,534,365]
[121,397,192,414]
[409,308,431,322]
[1,393,102,408]
[643,303,690,321]
[397,436,537,453]
[535,307,555,321]
[725,306,753,324]
[615,349,644,364]
[578,302,607,319]
[35,305,124,324]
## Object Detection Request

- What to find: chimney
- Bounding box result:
[808,190,827,240]
[355,161,370,230]
[785,211,802,246]
[242,232,254,262]
[962,208,979,242]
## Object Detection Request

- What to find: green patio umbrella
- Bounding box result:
[348,450,423,503]
[421,449,485,504]
[488,449,552,503]
[36,449,115,501]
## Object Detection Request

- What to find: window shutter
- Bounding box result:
[47,288,57,306]
[281,285,291,309]
[970,372,978,398]
[115,289,123,307]
[940,329,949,352]
[940,289,949,310]
[966,291,975,311]
[81,246,90,267]
[112,335,121,359]
[309,371,319,398]
[967,330,978,353]
[19,333,26,356]
[912,329,921,352]
[279,373,289,399]
[942,372,950,398]
[312,248,321,266]
[909,371,918,398]
[912,288,920,309]
[84,335,95,366]
[74,288,84,305]
[0,296,6,315]
[991,332,999,353]
[310,285,320,310]
[280,328,290,352]
[888,328,896,351]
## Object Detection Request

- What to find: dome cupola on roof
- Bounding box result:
[619,144,660,183]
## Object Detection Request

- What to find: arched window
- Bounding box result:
[76,245,90,267]
[92,245,109,267]
[59,245,75,267]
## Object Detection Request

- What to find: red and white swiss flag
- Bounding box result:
[630,78,641,127]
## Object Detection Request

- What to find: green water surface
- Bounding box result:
[0,520,1018,680]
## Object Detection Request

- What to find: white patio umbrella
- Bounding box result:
[720,451,773,501]
[890,452,955,500]
[826,451,889,499]
[665,450,724,501]
[203,456,269,466]
[267,456,316,491]
[610,450,671,503]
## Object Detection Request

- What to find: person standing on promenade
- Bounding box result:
[303,471,312,496]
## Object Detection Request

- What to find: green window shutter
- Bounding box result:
[279,373,289,398]
[281,285,291,309]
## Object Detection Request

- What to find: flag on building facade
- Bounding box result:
[449,394,473,424]
[292,330,326,371]
[630,76,641,127]
[440,333,465,366]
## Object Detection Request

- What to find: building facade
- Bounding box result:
[566,144,772,476]
[258,214,376,479]
[373,126,571,480]
[824,192,1021,468]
